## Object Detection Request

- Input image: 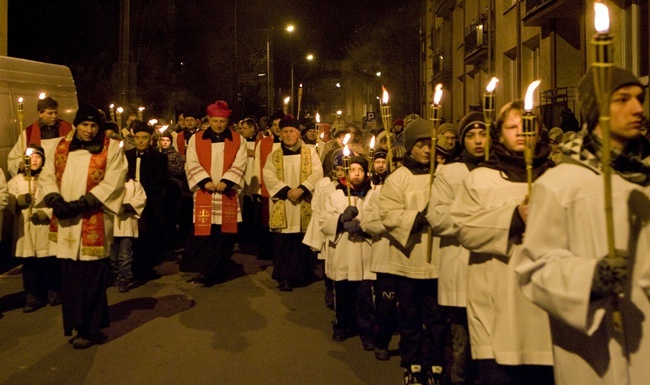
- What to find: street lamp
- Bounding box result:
[292,53,315,116]
[265,24,296,117]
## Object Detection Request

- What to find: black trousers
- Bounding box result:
[270,232,312,283]
[395,276,448,370]
[333,280,375,337]
[476,360,554,385]
[373,272,398,349]
[180,224,236,278]
[21,256,61,300]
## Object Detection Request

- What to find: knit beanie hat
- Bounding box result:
[578,66,645,131]
[162,131,174,140]
[457,111,486,144]
[74,104,103,127]
[373,148,388,161]
[404,117,431,153]
[392,145,406,162]
[438,123,456,137]
[26,143,46,165]
[350,155,369,174]
[331,148,345,169]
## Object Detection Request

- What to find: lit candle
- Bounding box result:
[109,103,116,122]
[483,77,499,160]
[430,83,443,180]
[116,107,124,130]
[17,97,26,153]
[138,106,145,121]
[369,135,376,161]
[297,83,304,119]
[283,97,290,115]
[379,86,394,172]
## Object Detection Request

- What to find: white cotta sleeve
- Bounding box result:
[360,188,386,236]
[88,140,128,215]
[516,180,603,335]
[427,166,457,237]
[378,171,418,248]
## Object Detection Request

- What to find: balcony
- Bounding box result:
[434,0,454,16]
[523,0,582,27]
[432,47,452,83]
[464,15,488,65]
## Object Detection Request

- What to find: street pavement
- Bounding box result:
[0,247,402,385]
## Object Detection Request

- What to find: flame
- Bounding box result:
[524,80,541,111]
[25,148,34,156]
[315,112,320,123]
[594,1,610,33]
[18,97,23,103]
[487,77,499,93]
[381,86,389,105]
[119,140,124,148]
[369,136,376,149]
[110,103,115,109]
[149,119,158,126]
[116,107,124,114]
[343,133,351,145]
[336,110,342,116]
[283,96,290,104]
[38,93,46,100]
[160,125,168,133]
[433,83,443,105]
[343,144,350,157]
[320,132,324,139]
[299,83,303,88]
[138,106,145,112]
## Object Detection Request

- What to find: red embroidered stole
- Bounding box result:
[49,134,110,256]
[26,120,73,146]
[194,132,241,235]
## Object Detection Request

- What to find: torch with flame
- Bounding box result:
[24,147,35,217]
[17,97,25,154]
[379,86,394,172]
[315,113,322,150]
[592,1,623,332]
[297,84,304,119]
[109,104,116,122]
[343,144,352,206]
[369,135,376,164]
[283,97,291,115]
[138,106,145,121]
[483,77,499,160]
[116,107,124,130]
[522,80,541,198]
[430,83,443,184]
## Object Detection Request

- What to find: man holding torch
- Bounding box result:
[516,66,649,385]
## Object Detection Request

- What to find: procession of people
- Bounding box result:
[0,63,649,385]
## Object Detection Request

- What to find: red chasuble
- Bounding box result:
[26,120,73,146]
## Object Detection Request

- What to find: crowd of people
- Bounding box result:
[0,65,649,385]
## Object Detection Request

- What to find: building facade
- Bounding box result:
[421,0,649,128]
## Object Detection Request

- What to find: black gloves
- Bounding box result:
[30,210,50,225]
[410,211,430,234]
[343,220,363,235]
[339,206,359,223]
[44,192,101,220]
[16,193,32,210]
[44,193,73,219]
[122,203,136,214]
[591,251,629,299]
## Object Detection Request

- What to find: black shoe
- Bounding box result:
[278,280,293,292]
[117,278,130,293]
[360,335,376,351]
[47,290,61,306]
[324,291,334,310]
[332,328,357,342]
[403,365,424,385]
[186,274,205,283]
[23,295,44,313]
[426,366,443,385]
[374,348,390,361]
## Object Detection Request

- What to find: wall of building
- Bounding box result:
[0,0,7,56]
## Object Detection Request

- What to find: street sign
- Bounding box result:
[366,111,376,121]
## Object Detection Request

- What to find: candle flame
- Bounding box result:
[337,110,342,116]
[343,133,351,145]
[283,96,290,104]
[343,144,350,157]
[149,119,158,126]
[116,107,124,113]
[320,132,324,139]
[110,103,115,109]
[138,106,145,112]
[433,83,443,105]
[18,97,23,103]
[369,136,375,149]
[487,77,499,93]
[25,148,34,156]
[38,93,46,100]
[594,1,610,33]
[524,80,541,111]
[299,83,303,88]
[119,140,124,148]
[381,86,389,105]
[315,113,320,123]
[160,125,168,133]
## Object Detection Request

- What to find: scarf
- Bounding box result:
[49,131,110,256]
[403,155,430,175]
[194,130,241,235]
[560,131,650,186]
[480,142,554,183]
[448,150,484,171]
[268,145,313,232]
[336,177,372,198]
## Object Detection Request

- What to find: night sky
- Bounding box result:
[6,0,415,118]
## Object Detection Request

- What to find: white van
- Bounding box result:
[0,56,78,174]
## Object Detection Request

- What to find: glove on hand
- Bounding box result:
[339,206,359,223]
[67,193,102,217]
[410,211,430,234]
[591,251,629,299]
[343,220,363,234]
[30,210,50,225]
[121,203,136,214]
[16,193,32,209]
[44,193,73,220]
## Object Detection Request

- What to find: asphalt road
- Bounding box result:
[0,248,402,385]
